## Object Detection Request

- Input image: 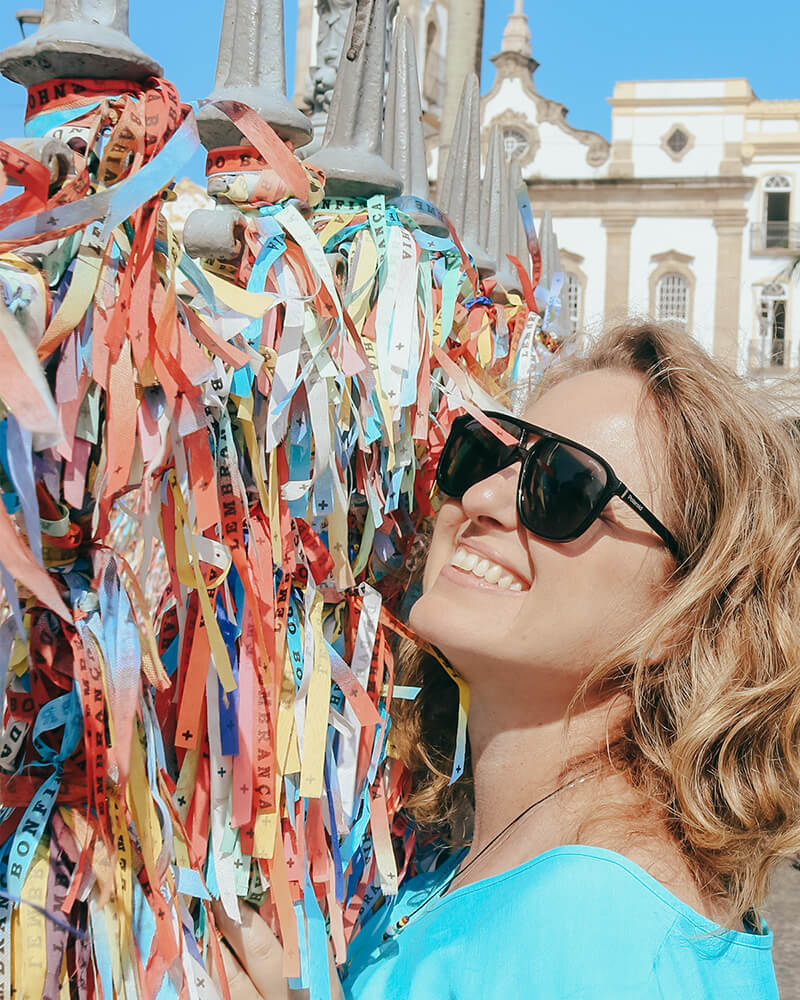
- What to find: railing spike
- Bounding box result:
[439,73,493,273]
[538,209,560,290]
[384,18,427,200]
[0,0,161,86]
[197,0,313,151]
[311,0,402,198]
[538,209,571,337]
[507,158,530,273]
[481,124,522,293]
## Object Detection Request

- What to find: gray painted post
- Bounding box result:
[481,124,522,294]
[538,210,570,338]
[0,0,161,87]
[310,0,402,198]
[384,17,426,200]
[507,158,529,273]
[439,73,493,274]
[197,0,312,151]
[384,16,443,230]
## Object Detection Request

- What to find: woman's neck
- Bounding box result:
[458,689,743,933]
[464,688,623,861]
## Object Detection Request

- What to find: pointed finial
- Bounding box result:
[480,124,522,293]
[0,0,161,86]
[536,210,570,337]
[507,158,530,272]
[384,17,428,201]
[310,0,402,198]
[439,74,493,272]
[197,0,312,150]
[538,209,560,290]
[501,0,533,58]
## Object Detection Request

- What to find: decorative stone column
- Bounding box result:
[712,210,747,366]
[0,0,161,86]
[438,0,484,172]
[602,215,635,322]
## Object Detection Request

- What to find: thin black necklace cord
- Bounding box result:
[383,770,599,940]
[448,770,599,893]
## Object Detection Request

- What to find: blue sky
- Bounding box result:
[0,0,798,184]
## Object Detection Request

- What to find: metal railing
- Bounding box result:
[750,222,800,253]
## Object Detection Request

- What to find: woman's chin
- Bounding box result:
[407,591,447,645]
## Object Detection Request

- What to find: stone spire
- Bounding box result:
[501,0,532,57]
[491,0,538,83]
[311,0,402,198]
[439,74,493,273]
[0,0,161,86]
[480,124,522,294]
[197,0,312,151]
[384,17,428,203]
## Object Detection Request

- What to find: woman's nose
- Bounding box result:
[459,463,521,530]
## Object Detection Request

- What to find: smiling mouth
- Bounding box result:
[445,545,529,592]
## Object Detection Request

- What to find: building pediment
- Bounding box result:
[482,50,610,174]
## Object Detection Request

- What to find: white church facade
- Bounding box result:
[293,1,800,376]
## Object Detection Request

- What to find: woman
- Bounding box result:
[215,323,797,998]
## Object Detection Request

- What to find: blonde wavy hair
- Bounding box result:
[391,321,800,922]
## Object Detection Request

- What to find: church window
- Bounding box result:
[503,127,529,163]
[656,273,689,327]
[759,283,788,367]
[666,128,689,155]
[660,124,695,161]
[564,273,582,335]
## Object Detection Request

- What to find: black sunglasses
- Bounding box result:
[436,411,680,560]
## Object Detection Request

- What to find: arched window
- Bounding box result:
[422,19,440,106]
[764,175,792,249]
[503,127,529,163]
[564,273,582,335]
[656,273,689,326]
[759,282,788,367]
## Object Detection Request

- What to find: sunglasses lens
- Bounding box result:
[519,441,608,540]
[437,417,521,496]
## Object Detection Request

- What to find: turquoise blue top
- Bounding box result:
[341,845,779,999]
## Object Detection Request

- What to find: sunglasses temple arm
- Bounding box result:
[618,487,681,559]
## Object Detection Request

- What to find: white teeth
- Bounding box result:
[473,558,491,578]
[451,548,469,569]
[460,551,478,572]
[448,546,527,592]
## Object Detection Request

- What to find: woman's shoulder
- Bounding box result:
[344,845,779,1000]
[434,843,773,951]
[435,844,779,996]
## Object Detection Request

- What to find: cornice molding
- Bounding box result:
[524,176,756,220]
